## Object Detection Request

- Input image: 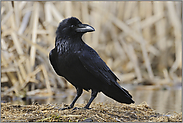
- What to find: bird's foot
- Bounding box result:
[72,107,80,110]
[72,107,91,110]
[84,106,91,110]
[58,106,73,111]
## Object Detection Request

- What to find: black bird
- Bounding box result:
[49,17,134,109]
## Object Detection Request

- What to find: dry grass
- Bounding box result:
[1,1,182,96]
[1,102,182,122]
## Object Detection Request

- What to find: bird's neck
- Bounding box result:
[55,35,85,44]
[54,36,85,53]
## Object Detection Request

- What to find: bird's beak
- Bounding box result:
[76,24,95,33]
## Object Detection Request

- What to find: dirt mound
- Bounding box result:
[1,102,182,122]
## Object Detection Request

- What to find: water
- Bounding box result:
[130,88,182,114]
[5,86,182,115]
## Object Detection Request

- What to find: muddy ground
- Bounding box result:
[1,102,182,122]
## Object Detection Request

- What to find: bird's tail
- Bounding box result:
[102,81,135,104]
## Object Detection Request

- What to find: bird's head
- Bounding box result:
[56,17,95,38]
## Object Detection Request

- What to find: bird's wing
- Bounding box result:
[78,46,132,98]
[78,46,119,85]
[49,48,62,76]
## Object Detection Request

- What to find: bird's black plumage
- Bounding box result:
[49,17,135,109]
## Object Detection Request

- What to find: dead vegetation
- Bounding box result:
[1,2,182,97]
[1,102,182,122]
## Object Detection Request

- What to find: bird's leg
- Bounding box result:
[60,88,83,110]
[84,90,98,109]
[69,88,83,108]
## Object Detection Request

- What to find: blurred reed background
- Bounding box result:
[1,1,182,98]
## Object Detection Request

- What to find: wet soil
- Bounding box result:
[1,102,182,122]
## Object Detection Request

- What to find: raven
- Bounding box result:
[49,17,134,109]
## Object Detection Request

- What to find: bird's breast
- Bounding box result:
[55,45,81,72]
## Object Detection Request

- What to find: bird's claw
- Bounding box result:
[72,107,80,110]
[58,106,72,111]
[72,107,91,110]
[84,107,91,110]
